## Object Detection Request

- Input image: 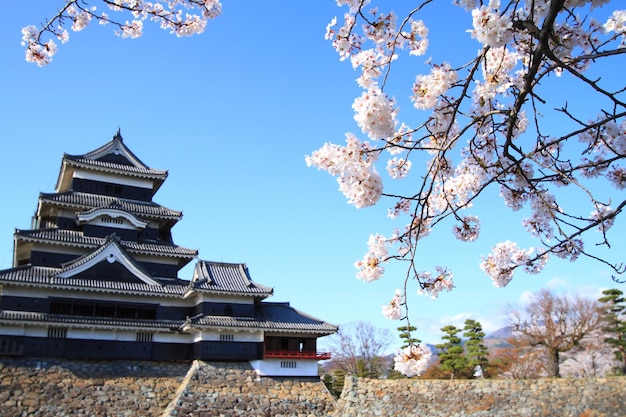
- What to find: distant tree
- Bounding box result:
[598,288,626,375]
[559,328,616,377]
[326,321,393,378]
[326,369,346,398]
[508,289,602,378]
[436,325,468,379]
[419,361,450,380]
[397,325,420,349]
[489,338,547,379]
[384,368,407,380]
[463,319,489,378]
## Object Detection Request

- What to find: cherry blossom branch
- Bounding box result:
[21,0,222,66]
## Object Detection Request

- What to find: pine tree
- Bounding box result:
[397,325,420,349]
[436,325,467,379]
[599,288,626,375]
[463,319,489,378]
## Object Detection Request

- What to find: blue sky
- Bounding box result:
[1,1,624,349]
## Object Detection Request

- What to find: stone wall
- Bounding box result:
[0,357,187,417]
[170,361,336,417]
[0,358,336,417]
[2,357,625,417]
[334,375,626,417]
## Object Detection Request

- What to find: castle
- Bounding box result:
[0,131,336,377]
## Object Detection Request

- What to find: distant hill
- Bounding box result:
[483,326,513,349]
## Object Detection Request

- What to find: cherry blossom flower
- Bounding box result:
[553,239,584,261]
[352,87,397,140]
[306,134,383,208]
[354,234,389,282]
[591,204,615,233]
[469,3,513,48]
[607,166,626,189]
[381,289,404,320]
[416,266,454,299]
[388,199,411,219]
[603,10,626,46]
[394,343,432,377]
[411,64,457,110]
[386,157,412,179]
[452,215,480,242]
[480,241,545,287]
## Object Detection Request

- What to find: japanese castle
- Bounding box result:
[0,132,336,376]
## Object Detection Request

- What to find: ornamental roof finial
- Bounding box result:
[114,128,123,141]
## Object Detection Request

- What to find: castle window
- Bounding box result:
[50,301,72,315]
[95,304,116,318]
[223,304,233,316]
[280,361,297,369]
[136,333,153,342]
[219,334,234,342]
[137,307,156,320]
[73,302,94,316]
[47,328,67,339]
[117,306,136,319]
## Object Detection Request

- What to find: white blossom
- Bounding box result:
[393,344,432,377]
[354,234,389,282]
[416,266,454,299]
[469,4,513,48]
[411,64,457,110]
[352,87,397,140]
[381,289,404,320]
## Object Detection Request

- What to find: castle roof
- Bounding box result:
[0,310,181,331]
[55,131,168,194]
[38,191,182,221]
[189,260,274,296]
[14,229,198,259]
[188,302,338,335]
[0,259,273,298]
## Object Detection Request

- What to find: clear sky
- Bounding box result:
[1,1,624,350]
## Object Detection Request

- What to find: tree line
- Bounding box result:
[322,288,626,396]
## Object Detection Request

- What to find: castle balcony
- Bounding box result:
[263,350,331,360]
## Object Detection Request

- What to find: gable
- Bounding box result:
[76,207,149,230]
[56,237,161,286]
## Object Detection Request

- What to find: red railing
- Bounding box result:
[264,350,332,360]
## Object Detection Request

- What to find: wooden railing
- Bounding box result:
[264,350,331,360]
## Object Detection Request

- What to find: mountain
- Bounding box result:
[484,326,513,349]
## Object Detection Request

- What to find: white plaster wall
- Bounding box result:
[73,170,153,189]
[69,328,114,340]
[190,329,263,342]
[197,293,254,304]
[153,332,193,343]
[249,359,319,377]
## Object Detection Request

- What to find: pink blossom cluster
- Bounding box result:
[469,2,513,48]
[354,234,389,282]
[452,215,480,242]
[21,26,57,67]
[381,289,404,320]
[412,64,458,110]
[479,241,547,287]
[352,87,397,140]
[386,158,412,179]
[305,134,383,209]
[416,266,455,299]
[393,343,432,377]
[603,10,626,46]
